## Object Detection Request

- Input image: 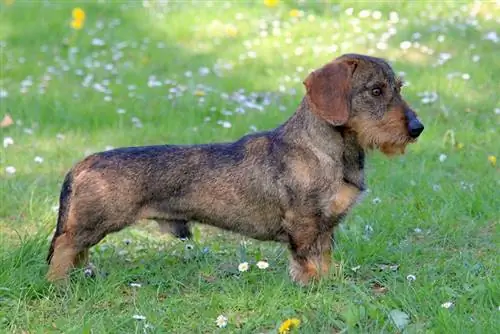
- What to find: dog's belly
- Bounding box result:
[192,200,286,241]
[144,198,286,242]
[198,214,286,242]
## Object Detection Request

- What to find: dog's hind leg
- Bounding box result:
[47,228,105,282]
[157,219,192,240]
[48,205,136,282]
[46,232,79,282]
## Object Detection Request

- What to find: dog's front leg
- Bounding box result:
[285,216,333,285]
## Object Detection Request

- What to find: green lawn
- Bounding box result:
[1,0,499,333]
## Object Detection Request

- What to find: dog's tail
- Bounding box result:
[46,171,73,264]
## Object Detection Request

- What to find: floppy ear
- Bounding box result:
[303,59,358,126]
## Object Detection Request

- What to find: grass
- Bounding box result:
[0,0,499,333]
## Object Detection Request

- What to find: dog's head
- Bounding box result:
[303,53,424,155]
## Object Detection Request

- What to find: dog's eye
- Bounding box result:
[371,88,382,96]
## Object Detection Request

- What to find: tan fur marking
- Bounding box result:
[330,183,361,214]
[47,233,78,282]
[291,160,313,185]
[289,257,319,285]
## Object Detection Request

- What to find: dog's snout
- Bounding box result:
[408,118,424,138]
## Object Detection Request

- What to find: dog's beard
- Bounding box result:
[379,142,408,156]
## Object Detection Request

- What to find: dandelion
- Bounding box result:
[225,25,238,37]
[439,154,447,162]
[216,315,228,328]
[72,7,86,21]
[71,8,85,30]
[256,260,269,269]
[238,262,249,272]
[194,90,206,97]
[278,318,301,333]
[264,0,279,7]
[488,155,496,167]
[34,156,44,164]
[71,19,84,30]
[289,9,302,18]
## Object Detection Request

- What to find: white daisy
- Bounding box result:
[441,302,454,309]
[5,166,16,174]
[238,262,249,272]
[216,315,228,328]
[256,261,269,269]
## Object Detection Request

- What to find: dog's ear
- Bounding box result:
[303,59,358,126]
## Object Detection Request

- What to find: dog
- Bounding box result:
[46,53,424,285]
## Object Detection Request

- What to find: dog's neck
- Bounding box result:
[280,98,343,155]
[279,97,366,190]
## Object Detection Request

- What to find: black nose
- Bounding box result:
[408,119,424,138]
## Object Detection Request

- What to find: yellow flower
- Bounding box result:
[278,318,301,333]
[289,9,302,18]
[72,7,86,21]
[71,19,84,30]
[264,0,279,8]
[4,0,15,6]
[225,25,238,37]
[456,143,464,149]
[194,90,206,97]
[488,155,497,166]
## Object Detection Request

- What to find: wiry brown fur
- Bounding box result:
[46,53,424,285]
